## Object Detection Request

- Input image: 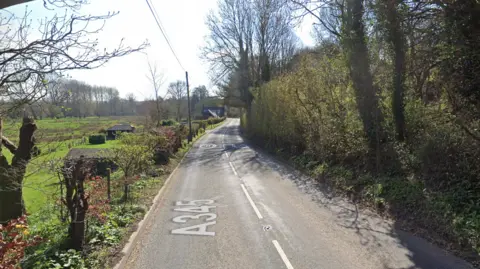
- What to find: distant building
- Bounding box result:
[202,105,225,119]
[106,123,135,140]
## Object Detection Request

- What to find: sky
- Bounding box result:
[5,0,315,100]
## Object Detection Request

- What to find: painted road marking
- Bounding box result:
[175,200,214,206]
[171,221,216,236]
[224,152,229,158]
[200,144,217,149]
[272,240,295,269]
[229,162,238,176]
[174,206,216,213]
[173,213,217,223]
[240,184,263,219]
[171,200,217,236]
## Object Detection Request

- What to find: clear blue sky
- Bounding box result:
[6,0,315,100]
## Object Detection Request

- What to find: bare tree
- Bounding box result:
[0,1,147,223]
[289,0,342,39]
[192,85,209,100]
[1,0,92,10]
[254,0,295,83]
[167,80,186,122]
[147,62,166,126]
[0,7,148,116]
[204,0,297,109]
[203,0,254,108]
[191,85,209,115]
[126,92,136,115]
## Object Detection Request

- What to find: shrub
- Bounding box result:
[209,117,226,125]
[86,176,111,223]
[192,120,207,130]
[161,119,177,126]
[201,117,226,127]
[37,249,86,269]
[173,125,188,151]
[88,134,106,145]
[0,215,43,268]
[149,127,177,153]
[105,133,154,200]
[192,123,200,136]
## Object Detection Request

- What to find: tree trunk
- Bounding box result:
[0,174,25,225]
[64,158,89,250]
[177,102,182,122]
[0,117,36,224]
[71,160,88,250]
[384,0,407,141]
[344,0,384,150]
[156,98,161,127]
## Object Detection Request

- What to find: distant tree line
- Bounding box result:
[1,77,215,121]
[3,78,137,119]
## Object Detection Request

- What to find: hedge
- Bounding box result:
[192,117,226,130]
[88,134,106,145]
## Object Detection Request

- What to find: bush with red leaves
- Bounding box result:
[85,176,110,223]
[0,215,42,268]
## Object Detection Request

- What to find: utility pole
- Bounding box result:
[186,71,193,142]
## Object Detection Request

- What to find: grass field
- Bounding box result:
[3,116,147,143]
[2,116,144,214]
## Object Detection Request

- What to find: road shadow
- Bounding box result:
[229,126,475,269]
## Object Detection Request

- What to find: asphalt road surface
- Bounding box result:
[124,118,474,269]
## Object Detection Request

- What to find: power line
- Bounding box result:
[150,1,171,43]
[145,0,185,71]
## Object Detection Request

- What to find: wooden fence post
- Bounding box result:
[107,168,111,201]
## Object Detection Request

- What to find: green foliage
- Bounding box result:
[39,250,86,269]
[192,117,225,132]
[88,134,106,145]
[248,51,365,159]
[192,123,200,136]
[161,119,177,126]
[244,44,480,258]
[192,120,207,130]
[88,222,122,247]
[107,133,154,178]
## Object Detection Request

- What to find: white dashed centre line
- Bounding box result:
[229,162,238,176]
[272,240,295,269]
[240,183,263,219]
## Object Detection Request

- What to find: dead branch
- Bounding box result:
[1,135,17,154]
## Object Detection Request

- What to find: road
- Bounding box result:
[124,118,474,269]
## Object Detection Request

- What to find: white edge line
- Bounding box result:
[240,183,263,219]
[229,161,238,176]
[225,152,229,158]
[272,240,295,269]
